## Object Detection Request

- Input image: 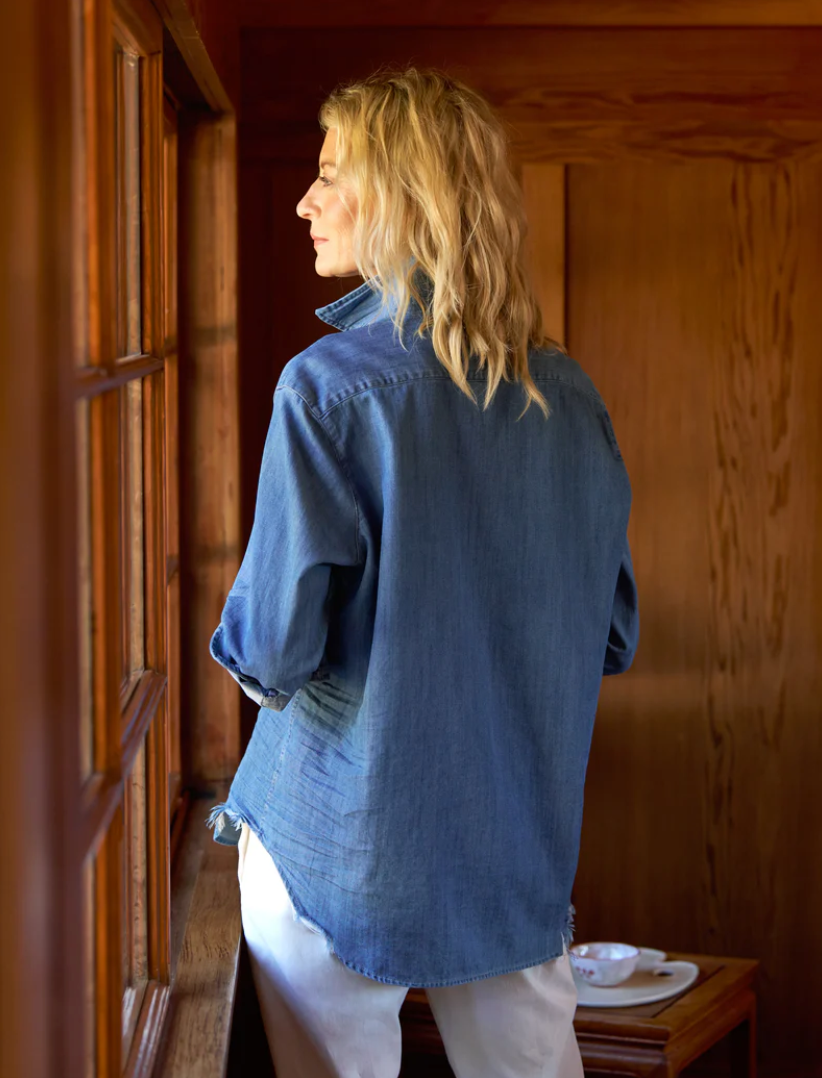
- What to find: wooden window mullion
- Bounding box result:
[146,694,170,983]
[162,99,183,823]
[85,0,117,370]
[141,51,163,360]
[95,801,125,1078]
[75,0,181,1073]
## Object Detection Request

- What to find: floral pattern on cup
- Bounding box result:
[569,942,640,986]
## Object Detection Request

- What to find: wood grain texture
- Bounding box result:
[521,165,566,344]
[178,113,242,783]
[240,0,822,28]
[153,796,242,1078]
[242,28,822,124]
[239,28,822,164]
[564,156,822,1077]
[154,0,239,111]
[244,117,822,167]
[402,954,759,1076]
[0,3,84,1074]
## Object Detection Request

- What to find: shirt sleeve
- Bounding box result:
[603,537,639,676]
[209,385,362,711]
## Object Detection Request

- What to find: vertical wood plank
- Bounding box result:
[164,100,183,802]
[703,159,822,1068]
[179,113,241,783]
[141,50,164,358]
[569,159,712,951]
[521,163,566,345]
[567,156,822,1075]
[145,366,171,984]
[0,0,83,1074]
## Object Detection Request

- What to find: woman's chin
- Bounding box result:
[313,260,360,279]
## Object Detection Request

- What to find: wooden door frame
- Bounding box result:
[0,1,240,1075]
[0,1,80,1076]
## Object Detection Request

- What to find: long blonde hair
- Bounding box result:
[318,65,566,421]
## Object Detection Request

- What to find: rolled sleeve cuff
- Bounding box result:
[603,644,635,676]
[208,624,295,712]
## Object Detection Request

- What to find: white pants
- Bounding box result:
[237,822,584,1078]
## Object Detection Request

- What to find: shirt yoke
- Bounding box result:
[278,322,606,420]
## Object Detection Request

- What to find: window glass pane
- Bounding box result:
[71,0,89,366]
[77,398,94,780]
[120,379,144,697]
[114,44,142,359]
[122,737,149,1059]
[83,852,96,1078]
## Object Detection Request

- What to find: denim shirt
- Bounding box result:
[205,275,639,987]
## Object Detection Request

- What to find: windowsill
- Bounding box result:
[153,786,242,1078]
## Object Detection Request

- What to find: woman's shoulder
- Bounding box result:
[530,346,608,407]
[276,323,437,417]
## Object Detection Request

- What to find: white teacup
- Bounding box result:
[635,947,667,972]
[569,942,640,986]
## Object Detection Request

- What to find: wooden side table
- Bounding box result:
[399,953,758,1078]
[574,952,758,1077]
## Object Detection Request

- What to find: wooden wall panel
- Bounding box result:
[244,116,822,168]
[238,21,822,1073]
[0,0,83,1075]
[178,113,241,783]
[238,162,355,535]
[242,28,822,124]
[562,158,822,1076]
[156,0,239,111]
[520,165,566,344]
[240,0,822,28]
[239,28,822,165]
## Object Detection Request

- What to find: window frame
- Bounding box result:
[74,0,172,1073]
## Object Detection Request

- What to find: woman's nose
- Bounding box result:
[296,191,316,219]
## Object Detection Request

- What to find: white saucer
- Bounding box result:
[575,960,700,1008]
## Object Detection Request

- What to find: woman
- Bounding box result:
[207,66,638,1078]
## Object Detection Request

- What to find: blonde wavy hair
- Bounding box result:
[318,65,566,421]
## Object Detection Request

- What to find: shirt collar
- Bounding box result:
[314,278,399,331]
[314,268,434,333]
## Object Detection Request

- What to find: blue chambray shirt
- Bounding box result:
[206,274,639,988]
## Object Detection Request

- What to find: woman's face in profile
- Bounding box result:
[296,127,360,278]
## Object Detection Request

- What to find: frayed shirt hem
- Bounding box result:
[205,801,577,989]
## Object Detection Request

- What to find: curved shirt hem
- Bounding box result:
[204,801,577,989]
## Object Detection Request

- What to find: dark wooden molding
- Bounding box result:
[241,117,822,165]
[154,0,236,113]
[0,0,82,1073]
[239,0,822,28]
[238,27,822,164]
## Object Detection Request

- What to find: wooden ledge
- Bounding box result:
[153,791,242,1078]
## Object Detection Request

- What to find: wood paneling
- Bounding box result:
[521,165,566,344]
[155,0,239,111]
[178,112,242,783]
[153,792,242,1078]
[556,156,822,1076]
[244,116,822,167]
[240,28,822,165]
[240,0,822,28]
[243,28,822,124]
[234,19,822,1075]
[0,3,82,1076]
